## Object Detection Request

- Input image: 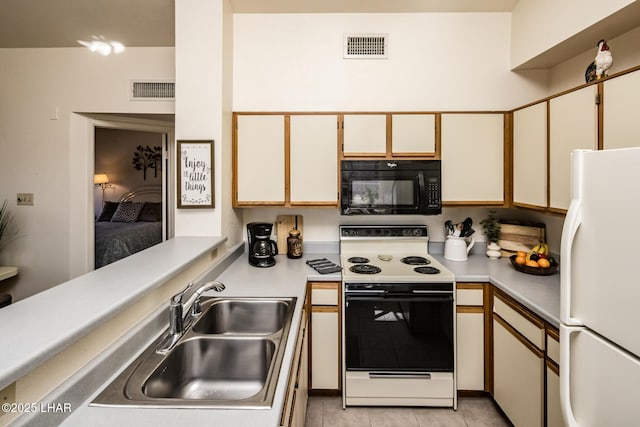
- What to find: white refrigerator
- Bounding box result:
[560,148,640,426]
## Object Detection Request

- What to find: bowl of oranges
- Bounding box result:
[510,245,558,276]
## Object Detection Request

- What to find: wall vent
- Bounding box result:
[343,33,388,59]
[130,80,175,100]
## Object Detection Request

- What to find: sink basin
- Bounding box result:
[141,337,275,400]
[193,299,290,335]
[91,297,296,408]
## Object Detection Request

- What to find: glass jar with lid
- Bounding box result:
[287,229,303,259]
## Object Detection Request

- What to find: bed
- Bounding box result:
[95,186,164,269]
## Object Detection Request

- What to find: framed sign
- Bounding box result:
[177,140,214,208]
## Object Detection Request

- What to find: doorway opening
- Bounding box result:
[93,127,169,269]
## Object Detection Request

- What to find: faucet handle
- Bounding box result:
[171,282,193,305]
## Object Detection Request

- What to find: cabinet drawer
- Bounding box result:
[310,282,339,306]
[456,288,483,306]
[346,371,453,399]
[493,294,544,350]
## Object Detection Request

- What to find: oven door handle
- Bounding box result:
[369,372,432,379]
[345,294,453,303]
[344,289,388,295]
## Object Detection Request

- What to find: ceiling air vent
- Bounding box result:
[343,33,388,59]
[130,80,175,101]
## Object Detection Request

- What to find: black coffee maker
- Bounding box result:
[247,222,278,267]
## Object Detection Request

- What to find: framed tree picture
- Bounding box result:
[177,140,214,208]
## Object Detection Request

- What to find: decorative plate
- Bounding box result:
[509,255,558,276]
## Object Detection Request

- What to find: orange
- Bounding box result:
[525,260,539,268]
[515,256,526,265]
[538,258,551,268]
[516,251,527,258]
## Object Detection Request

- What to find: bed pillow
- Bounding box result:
[97,201,119,222]
[138,202,163,222]
[110,202,144,223]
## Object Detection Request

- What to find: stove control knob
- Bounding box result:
[413,229,423,236]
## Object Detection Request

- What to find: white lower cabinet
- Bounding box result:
[456,284,485,391]
[281,305,308,427]
[546,362,565,427]
[311,311,339,390]
[309,282,341,392]
[493,317,544,427]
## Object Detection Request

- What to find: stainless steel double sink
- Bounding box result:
[92,297,296,409]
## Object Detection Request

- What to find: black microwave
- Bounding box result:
[340,160,441,215]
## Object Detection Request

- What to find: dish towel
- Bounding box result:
[306,258,342,274]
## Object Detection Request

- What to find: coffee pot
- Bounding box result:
[247,222,278,267]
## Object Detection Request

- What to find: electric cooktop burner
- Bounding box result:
[348,257,370,264]
[414,266,441,275]
[401,256,431,266]
[350,264,382,274]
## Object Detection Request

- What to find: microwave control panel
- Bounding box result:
[427,178,441,208]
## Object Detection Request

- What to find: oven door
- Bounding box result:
[344,285,454,373]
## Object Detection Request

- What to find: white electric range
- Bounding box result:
[339,225,457,409]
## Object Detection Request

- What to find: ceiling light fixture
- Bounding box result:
[77,35,126,56]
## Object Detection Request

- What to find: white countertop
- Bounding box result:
[435,253,560,326]
[0,236,226,392]
[15,244,558,427]
[60,252,341,427]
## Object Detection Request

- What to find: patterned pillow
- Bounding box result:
[110,202,144,223]
[138,202,163,222]
[97,201,119,222]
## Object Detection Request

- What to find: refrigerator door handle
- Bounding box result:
[561,198,583,326]
[560,324,581,427]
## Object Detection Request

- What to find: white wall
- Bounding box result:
[548,25,640,94]
[174,0,243,245]
[233,13,549,111]
[0,47,174,301]
[511,0,638,69]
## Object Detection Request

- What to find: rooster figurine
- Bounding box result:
[585,39,613,82]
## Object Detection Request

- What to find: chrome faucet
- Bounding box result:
[157,280,226,354]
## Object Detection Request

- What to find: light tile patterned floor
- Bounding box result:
[305,396,512,427]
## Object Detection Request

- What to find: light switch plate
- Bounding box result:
[17,193,34,206]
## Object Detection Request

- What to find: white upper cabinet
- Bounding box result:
[235,115,285,204]
[513,102,548,208]
[290,115,338,204]
[603,69,640,149]
[342,114,387,155]
[441,114,504,203]
[391,114,436,156]
[549,86,597,211]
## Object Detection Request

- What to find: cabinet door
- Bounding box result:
[513,102,548,208]
[493,317,544,427]
[549,86,597,210]
[236,115,285,204]
[343,114,387,155]
[291,322,309,427]
[546,363,566,427]
[392,114,436,156]
[456,310,484,390]
[311,310,340,390]
[441,114,504,203]
[603,69,640,149]
[290,115,338,204]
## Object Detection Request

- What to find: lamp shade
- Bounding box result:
[94,174,110,185]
